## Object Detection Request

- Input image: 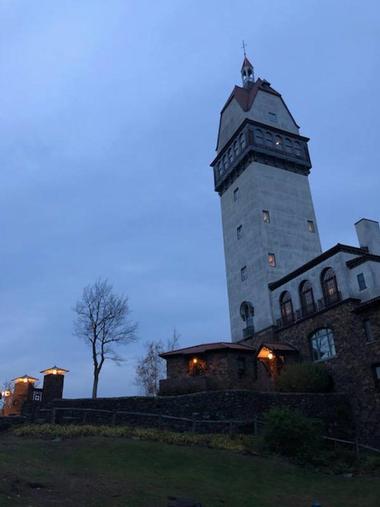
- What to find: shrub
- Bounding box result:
[263,407,323,460]
[276,362,332,393]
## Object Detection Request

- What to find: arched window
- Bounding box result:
[255,128,264,144]
[228,148,233,163]
[321,267,339,305]
[239,133,246,150]
[280,291,294,324]
[294,141,302,157]
[310,328,336,361]
[285,138,293,153]
[218,161,223,175]
[223,155,228,170]
[240,301,254,330]
[233,140,239,156]
[265,131,273,146]
[299,280,315,316]
[275,135,282,148]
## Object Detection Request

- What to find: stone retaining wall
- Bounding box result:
[27,390,354,439]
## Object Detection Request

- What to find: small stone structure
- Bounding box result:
[159,342,256,395]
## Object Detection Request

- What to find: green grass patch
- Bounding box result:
[0,435,379,506]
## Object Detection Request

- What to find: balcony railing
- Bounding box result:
[276,291,342,328]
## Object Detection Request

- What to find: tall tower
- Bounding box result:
[211,56,322,342]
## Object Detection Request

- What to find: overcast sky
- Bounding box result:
[0,0,379,397]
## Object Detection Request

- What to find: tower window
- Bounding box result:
[265,132,273,146]
[268,112,278,123]
[241,266,248,281]
[255,128,264,144]
[237,225,243,240]
[233,141,239,156]
[239,133,246,150]
[240,301,254,328]
[223,155,228,170]
[275,135,282,148]
[294,141,302,157]
[268,253,276,267]
[263,210,270,223]
[357,273,367,291]
[307,220,315,233]
[233,187,239,202]
[285,138,293,153]
[228,148,233,163]
[363,320,374,342]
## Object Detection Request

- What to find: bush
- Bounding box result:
[276,362,332,393]
[263,407,323,460]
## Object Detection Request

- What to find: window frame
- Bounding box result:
[262,210,270,223]
[357,273,367,291]
[241,266,248,282]
[310,328,337,362]
[268,253,276,267]
[233,187,239,202]
[299,280,315,316]
[321,267,339,305]
[237,225,243,240]
[307,220,315,233]
[280,291,294,325]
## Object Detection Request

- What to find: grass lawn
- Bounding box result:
[0,435,378,507]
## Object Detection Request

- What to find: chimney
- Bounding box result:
[41,366,69,404]
[355,218,380,255]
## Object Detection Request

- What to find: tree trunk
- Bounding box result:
[92,370,99,399]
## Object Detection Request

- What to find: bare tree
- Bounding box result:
[135,329,180,396]
[74,279,137,399]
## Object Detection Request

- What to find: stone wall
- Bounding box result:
[29,390,354,439]
[244,298,380,447]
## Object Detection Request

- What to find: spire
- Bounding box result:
[241,55,254,88]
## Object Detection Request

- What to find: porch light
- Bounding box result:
[1,390,11,398]
[268,352,274,360]
[192,358,198,364]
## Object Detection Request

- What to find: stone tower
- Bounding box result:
[211,56,322,342]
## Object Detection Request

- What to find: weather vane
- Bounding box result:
[241,40,247,58]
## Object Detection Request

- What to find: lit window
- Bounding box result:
[357,273,367,291]
[233,187,239,202]
[268,112,278,123]
[275,135,282,148]
[188,357,206,376]
[307,220,315,233]
[280,291,294,324]
[300,280,315,316]
[364,320,374,342]
[233,141,239,156]
[263,210,270,223]
[268,253,276,267]
[310,328,336,362]
[321,267,339,304]
[237,225,243,240]
[228,148,233,163]
[241,266,248,281]
[239,133,246,150]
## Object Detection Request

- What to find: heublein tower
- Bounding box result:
[211,56,322,342]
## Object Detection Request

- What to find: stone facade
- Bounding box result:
[160,344,257,395]
[29,390,353,439]
[242,297,380,446]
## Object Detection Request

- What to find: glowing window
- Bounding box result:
[310,328,336,362]
[268,253,276,267]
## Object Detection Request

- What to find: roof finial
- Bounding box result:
[241,40,247,58]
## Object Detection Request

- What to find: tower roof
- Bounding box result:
[241,56,253,70]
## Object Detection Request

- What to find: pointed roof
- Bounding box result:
[241,56,253,69]
[40,365,69,375]
[11,374,38,383]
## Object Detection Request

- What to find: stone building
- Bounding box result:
[159,342,256,395]
[160,55,380,445]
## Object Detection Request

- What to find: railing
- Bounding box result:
[277,291,342,328]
